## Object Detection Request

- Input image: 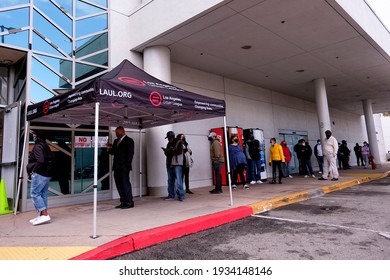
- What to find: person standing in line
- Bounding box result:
[361,141,370,169]
[243,138,253,184]
[314,139,324,174]
[298,139,316,178]
[318,130,339,181]
[247,132,263,185]
[106,126,135,209]
[294,140,307,175]
[269,138,285,184]
[208,132,224,194]
[354,143,363,167]
[177,133,193,194]
[229,135,248,190]
[27,131,55,226]
[281,140,293,178]
[339,140,351,170]
[162,131,185,201]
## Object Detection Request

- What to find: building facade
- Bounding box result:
[0,0,388,211]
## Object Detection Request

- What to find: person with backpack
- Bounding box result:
[27,131,55,226]
[162,131,185,201]
[228,135,248,190]
[247,132,263,185]
[177,133,193,194]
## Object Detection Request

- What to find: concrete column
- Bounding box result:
[143,46,172,196]
[363,99,381,166]
[314,78,332,142]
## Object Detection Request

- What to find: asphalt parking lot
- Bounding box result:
[113,175,390,260]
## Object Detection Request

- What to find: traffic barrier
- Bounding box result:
[0,179,12,215]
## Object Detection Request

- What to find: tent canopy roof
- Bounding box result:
[27,60,225,129]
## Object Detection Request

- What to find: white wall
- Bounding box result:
[168,63,366,187]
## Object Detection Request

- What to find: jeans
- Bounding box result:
[282,162,291,177]
[316,156,323,172]
[213,161,223,192]
[302,159,314,175]
[30,173,51,212]
[167,165,185,200]
[251,158,262,181]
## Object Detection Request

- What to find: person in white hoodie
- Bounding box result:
[318,130,339,181]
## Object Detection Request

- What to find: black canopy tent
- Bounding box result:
[26,60,233,238]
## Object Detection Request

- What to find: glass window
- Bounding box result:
[0,67,7,105]
[0,8,29,29]
[81,51,108,66]
[88,0,108,8]
[55,0,73,17]
[32,57,71,91]
[75,32,108,59]
[32,32,65,57]
[1,30,29,48]
[76,14,107,38]
[75,62,107,82]
[0,0,29,8]
[33,10,72,55]
[34,0,72,36]
[30,79,55,103]
[35,54,73,82]
[76,0,106,18]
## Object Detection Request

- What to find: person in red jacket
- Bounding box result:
[281,140,293,178]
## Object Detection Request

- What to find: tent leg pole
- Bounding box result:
[92,102,99,239]
[14,121,29,215]
[139,129,142,198]
[223,116,233,206]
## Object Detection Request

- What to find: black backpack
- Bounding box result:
[248,139,260,160]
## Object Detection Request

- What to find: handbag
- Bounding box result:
[184,151,194,168]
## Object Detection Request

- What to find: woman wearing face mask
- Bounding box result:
[228,135,248,189]
[269,138,285,184]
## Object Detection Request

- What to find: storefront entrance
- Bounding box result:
[279,130,308,174]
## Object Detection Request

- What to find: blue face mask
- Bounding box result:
[116,133,121,139]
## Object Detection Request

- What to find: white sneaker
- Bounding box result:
[250,181,256,185]
[232,185,237,190]
[32,215,51,226]
[288,175,293,178]
[243,185,249,189]
[29,216,39,224]
[256,180,263,184]
[304,175,309,178]
[318,171,322,174]
[311,174,316,178]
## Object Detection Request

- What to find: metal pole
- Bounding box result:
[92,102,99,239]
[139,129,142,198]
[223,116,233,206]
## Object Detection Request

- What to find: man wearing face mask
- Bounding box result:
[208,132,224,194]
[318,130,339,181]
[106,126,135,209]
[268,138,285,184]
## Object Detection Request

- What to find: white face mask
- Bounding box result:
[302,143,306,146]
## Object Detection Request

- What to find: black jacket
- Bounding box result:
[27,141,55,177]
[108,135,134,171]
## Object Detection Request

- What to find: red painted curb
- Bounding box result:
[70,206,253,260]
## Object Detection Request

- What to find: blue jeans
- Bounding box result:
[30,173,51,212]
[302,159,314,175]
[167,165,185,200]
[251,158,262,181]
[282,162,291,177]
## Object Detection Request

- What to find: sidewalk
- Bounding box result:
[0,164,389,260]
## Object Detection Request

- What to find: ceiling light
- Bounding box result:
[241,45,252,50]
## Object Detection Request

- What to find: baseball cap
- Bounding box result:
[165,131,175,139]
[208,132,217,138]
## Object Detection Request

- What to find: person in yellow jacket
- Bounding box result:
[269,138,285,184]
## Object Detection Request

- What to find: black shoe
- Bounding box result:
[210,189,222,194]
[186,190,194,194]
[270,181,276,184]
[115,203,124,208]
[318,177,327,181]
[120,203,134,209]
[331,178,339,181]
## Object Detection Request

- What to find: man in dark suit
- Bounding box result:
[106,126,135,209]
